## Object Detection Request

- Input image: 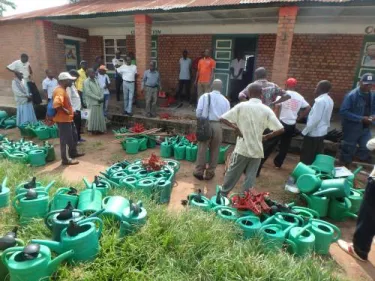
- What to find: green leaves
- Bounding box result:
[0,0,16,17]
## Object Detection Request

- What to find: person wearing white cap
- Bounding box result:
[53,72,85,165]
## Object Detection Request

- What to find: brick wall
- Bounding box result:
[0,20,48,97]
[256,34,277,80]
[157,34,213,93]
[126,35,136,56]
[87,35,104,67]
[288,34,364,106]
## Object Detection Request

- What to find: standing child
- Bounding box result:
[42,69,58,102]
[97,65,111,116]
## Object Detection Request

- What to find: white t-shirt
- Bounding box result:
[276,90,310,125]
[230,59,246,80]
[67,85,82,112]
[117,64,137,81]
[97,74,111,95]
[112,58,125,72]
[179,57,192,80]
[7,60,31,81]
[42,77,58,99]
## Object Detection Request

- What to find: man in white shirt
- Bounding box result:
[7,54,33,82]
[194,79,230,180]
[97,65,111,116]
[42,69,58,102]
[261,78,311,170]
[177,50,192,103]
[117,56,137,116]
[220,83,284,196]
[229,52,246,103]
[112,50,124,101]
[300,80,334,165]
[67,69,84,143]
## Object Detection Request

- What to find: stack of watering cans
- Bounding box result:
[18,121,59,140]
[186,186,341,256]
[160,136,231,164]
[99,159,179,204]
[291,154,363,222]
[0,110,16,129]
[0,137,56,166]
[113,127,156,155]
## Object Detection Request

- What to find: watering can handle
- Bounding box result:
[1,246,25,267]
[357,189,365,195]
[285,238,297,255]
[310,165,321,174]
[312,188,338,197]
[48,250,74,272]
[2,176,7,188]
[79,217,103,238]
[352,166,363,176]
[88,208,105,218]
[44,210,63,229]
[15,238,25,246]
[294,224,311,239]
[300,193,311,205]
[102,196,110,207]
[343,197,352,209]
[12,194,23,213]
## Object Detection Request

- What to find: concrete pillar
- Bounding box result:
[271,6,299,86]
[134,14,152,101]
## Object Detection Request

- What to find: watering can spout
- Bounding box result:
[45,180,56,192]
[221,145,231,152]
[2,176,7,188]
[48,249,74,273]
[31,239,63,253]
[83,177,91,189]
[312,188,338,197]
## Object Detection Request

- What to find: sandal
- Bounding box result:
[337,240,367,262]
[62,159,79,166]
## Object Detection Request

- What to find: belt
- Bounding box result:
[146,85,158,88]
[124,81,135,83]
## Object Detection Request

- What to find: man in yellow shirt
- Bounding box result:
[76,60,88,107]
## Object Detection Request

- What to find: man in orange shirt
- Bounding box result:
[195,49,216,100]
[53,72,85,165]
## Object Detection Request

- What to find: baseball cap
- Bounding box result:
[360,73,375,85]
[99,65,108,71]
[286,78,297,87]
[58,72,77,81]
[80,60,87,65]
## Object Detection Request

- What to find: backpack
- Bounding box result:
[196,94,212,142]
[46,99,56,118]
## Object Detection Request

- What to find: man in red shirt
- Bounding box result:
[195,49,216,101]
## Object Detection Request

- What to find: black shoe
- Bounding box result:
[193,173,204,181]
[71,153,85,158]
[128,112,133,117]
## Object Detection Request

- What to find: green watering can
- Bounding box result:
[120,201,147,237]
[44,141,56,162]
[125,163,143,175]
[4,150,28,164]
[308,219,341,255]
[32,217,103,263]
[173,143,186,160]
[147,136,157,148]
[218,145,231,164]
[107,170,128,184]
[135,178,156,197]
[288,224,316,256]
[327,197,357,221]
[125,138,140,154]
[290,206,320,219]
[138,137,148,151]
[84,177,110,196]
[0,111,8,120]
[164,159,180,173]
[101,196,130,221]
[313,178,351,198]
[185,144,198,162]
[259,224,297,252]
[77,184,103,215]
[291,162,317,181]
[160,142,172,158]
[27,149,47,167]
[0,228,25,281]
[210,185,230,208]
[154,178,173,204]
[311,154,335,176]
[15,177,55,195]
[119,176,138,190]
[162,166,175,183]
[213,206,238,221]
[296,174,322,194]
[348,188,363,214]
[2,244,73,281]
[187,190,211,211]
[135,169,149,179]
[0,177,10,209]
[103,161,130,178]
[300,193,330,218]
[12,189,50,225]
[262,212,304,230]
[48,125,59,138]
[236,216,262,239]
[50,187,79,211]
[45,203,85,241]
[33,126,50,140]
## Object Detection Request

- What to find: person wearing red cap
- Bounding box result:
[273,78,311,168]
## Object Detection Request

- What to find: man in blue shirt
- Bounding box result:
[340,73,375,166]
[142,61,161,118]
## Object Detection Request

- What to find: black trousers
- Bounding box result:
[274,122,296,168]
[300,135,325,165]
[57,122,78,163]
[353,177,375,260]
[115,75,123,101]
[230,79,242,103]
[257,129,281,177]
[78,91,86,108]
[73,111,82,141]
[177,79,191,102]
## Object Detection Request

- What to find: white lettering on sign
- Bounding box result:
[365,26,375,34]
[130,30,162,35]
[369,76,373,81]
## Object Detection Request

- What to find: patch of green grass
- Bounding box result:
[0,160,346,281]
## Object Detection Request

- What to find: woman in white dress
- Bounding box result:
[12,72,37,126]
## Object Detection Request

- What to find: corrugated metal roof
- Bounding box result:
[0,0,361,21]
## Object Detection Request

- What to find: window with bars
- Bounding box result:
[104,38,126,72]
[151,37,158,68]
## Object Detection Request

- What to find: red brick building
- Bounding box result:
[1,0,375,107]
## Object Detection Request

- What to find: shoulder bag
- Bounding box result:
[196,94,212,141]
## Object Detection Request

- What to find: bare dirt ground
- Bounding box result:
[2,127,375,281]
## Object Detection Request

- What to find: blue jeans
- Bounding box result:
[103,94,110,116]
[123,81,135,113]
[340,121,371,164]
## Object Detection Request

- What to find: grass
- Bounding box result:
[0,160,347,281]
